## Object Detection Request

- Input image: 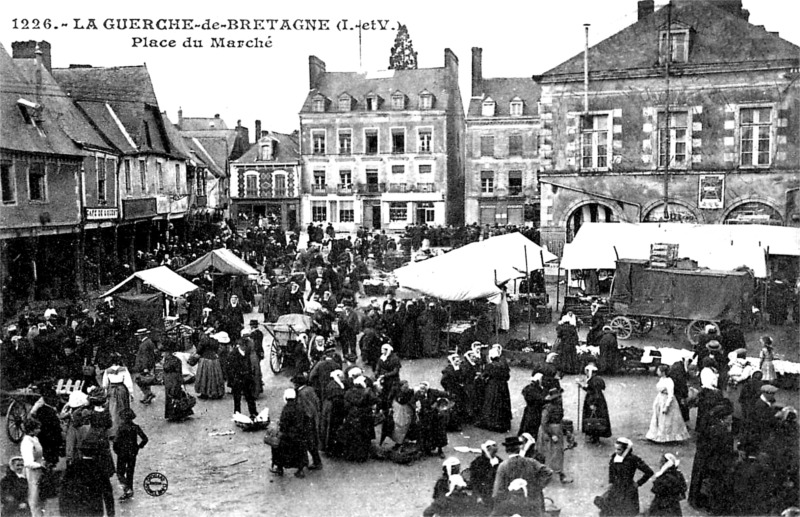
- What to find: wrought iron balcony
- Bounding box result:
[311,184,328,196]
[336,184,354,195]
[387,183,407,193]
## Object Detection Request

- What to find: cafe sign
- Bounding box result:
[85,207,119,220]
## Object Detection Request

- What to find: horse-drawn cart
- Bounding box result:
[607,259,755,345]
[264,314,316,374]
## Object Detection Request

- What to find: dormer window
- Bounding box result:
[391,91,406,110]
[311,95,326,113]
[338,94,353,112]
[659,26,690,64]
[259,140,274,161]
[365,93,382,111]
[509,98,524,117]
[482,98,496,117]
[419,90,434,110]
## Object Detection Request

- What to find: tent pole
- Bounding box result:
[525,247,531,343]
[556,260,561,313]
[494,269,499,343]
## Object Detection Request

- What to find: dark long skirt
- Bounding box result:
[476,379,512,432]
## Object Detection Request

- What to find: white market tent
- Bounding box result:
[394,232,557,302]
[178,248,259,277]
[100,266,199,298]
[560,223,800,278]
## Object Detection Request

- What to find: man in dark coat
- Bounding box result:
[133,329,157,404]
[667,358,690,422]
[492,436,553,511]
[292,374,322,470]
[597,326,620,375]
[226,339,258,418]
[220,295,250,341]
[745,384,779,444]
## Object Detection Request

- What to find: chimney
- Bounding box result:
[12,40,51,72]
[178,108,183,128]
[637,0,654,20]
[234,120,249,150]
[707,0,749,20]
[309,56,326,90]
[471,47,483,97]
[254,120,262,143]
[444,48,459,72]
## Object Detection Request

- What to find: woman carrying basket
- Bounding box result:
[577,363,612,444]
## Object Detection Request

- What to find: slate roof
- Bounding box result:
[52,65,184,158]
[539,1,800,80]
[179,117,229,131]
[0,43,85,158]
[300,67,453,113]
[467,78,541,118]
[183,136,225,178]
[179,129,238,151]
[234,131,300,164]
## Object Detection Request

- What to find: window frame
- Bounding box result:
[139,159,147,193]
[738,105,774,168]
[391,127,406,154]
[419,93,433,110]
[656,110,691,169]
[508,170,523,196]
[311,96,326,113]
[339,200,355,223]
[96,156,107,202]
[482,99,496,117]
[418,163,433,176]
[389,201,408,222]
[417,127,433,154]
[124,159,131,193]
[580,112,613,171]
[338,95,352,112]
[244,172,259,198]
[480,136,495,158]
[156,161,165,192]
[364,128,379,155]
[337,129,352,155]
[311,201,327,222]
[273,172,287,197]
[339,169,352,187]
[1,159,16,205]
[480,171,495,194]
[366,94,380,112]
[508,134,523,157]
[391,93,405,110]
[28,159,47,202]
[659,28,690,64]
[509,100,524,117]
[311,130,326,156]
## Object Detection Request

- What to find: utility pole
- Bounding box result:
[662,1,673,220]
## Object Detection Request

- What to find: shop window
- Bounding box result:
[389,202,408,222]
[312,201,327,222]
[339,201,355,222]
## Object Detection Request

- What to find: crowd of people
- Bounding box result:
[1,219,798,517]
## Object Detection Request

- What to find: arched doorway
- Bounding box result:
[724,201,783,225]
[566,202,618,242]
[643,201,699,223]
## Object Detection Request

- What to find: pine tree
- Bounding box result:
[389,24,418,70]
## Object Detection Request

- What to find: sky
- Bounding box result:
[2,0,799,136]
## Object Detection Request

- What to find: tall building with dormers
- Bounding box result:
[298,49,465,233]
[466,47,542,228]
[534,0,800,256]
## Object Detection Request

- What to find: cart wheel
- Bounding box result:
[686,320,718,346]
[634,317,654,335]
[6,400,28,444]
[610,316,634,340]
[269,342,284,374]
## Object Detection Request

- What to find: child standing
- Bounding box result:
[759,336,776,382]
[113,409,148,501]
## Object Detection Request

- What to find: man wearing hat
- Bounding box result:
[291,373,322,471]
[247,320,265,377]
[134,329,157,404]
[745,384,780,441]
[493,435,553,511]
[227,338,258,420]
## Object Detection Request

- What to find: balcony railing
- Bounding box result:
[508,186,523,197]
[311,185,328,196]
[416,183,436,193]
[337,184,354,195]
[357,183,385,195]
[388,183,407,193]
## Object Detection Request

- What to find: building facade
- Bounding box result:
[535,0,800,256]
[466,47,542,228]
[298,49,465,233]
[231,126,301,231]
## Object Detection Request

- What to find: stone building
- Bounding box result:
[466,47,542,227]
[298,49,465,233]
[230,124,301,231]
[534,0,800,256]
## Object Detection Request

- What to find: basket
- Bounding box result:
[650,243,679,268]
[544,496,561,517]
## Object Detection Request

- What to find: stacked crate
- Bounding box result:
[650,243,679,268]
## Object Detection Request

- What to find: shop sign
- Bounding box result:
[698,174,725,209]
[85,207,119,220]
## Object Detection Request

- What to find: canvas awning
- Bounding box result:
[394,232,557,302]
[558,223,792,278]
[178,248,259,276]
[100,266,199,299]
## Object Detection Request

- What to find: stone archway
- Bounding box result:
[565,201,619,243]
[722,199,784,225]
[642,199,702,223]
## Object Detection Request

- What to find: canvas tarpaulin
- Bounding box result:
[610,259,754,323]
[559,222,788,277]
[178,248,258,276]
[393,232,557,302]
[100,266,199,299]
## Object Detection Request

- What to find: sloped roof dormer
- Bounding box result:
[418,89,435,109]
[391,90,407,110]
[365,91,383,111]
[482,96,496,116]
[338,92,355,112]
